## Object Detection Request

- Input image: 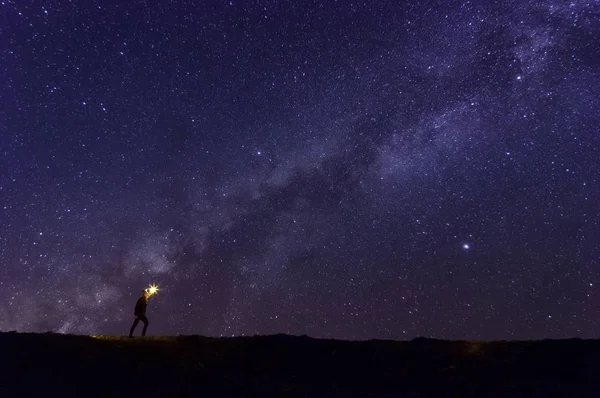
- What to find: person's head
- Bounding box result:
[142,289,151,299]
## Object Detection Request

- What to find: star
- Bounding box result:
[0,0,595,341]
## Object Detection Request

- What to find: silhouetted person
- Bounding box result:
[129,289,151,337]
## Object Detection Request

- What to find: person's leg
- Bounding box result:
[129,317,140,337]
[140,315,149,336]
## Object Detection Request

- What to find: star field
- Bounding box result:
[1,0,599,340]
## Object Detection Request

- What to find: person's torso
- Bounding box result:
[134,297,147,314]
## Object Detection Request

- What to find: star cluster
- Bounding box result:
[1,0,598,340]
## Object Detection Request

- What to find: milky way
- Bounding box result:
[1,0,599,340]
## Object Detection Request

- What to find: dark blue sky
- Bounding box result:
[1,0,599,339]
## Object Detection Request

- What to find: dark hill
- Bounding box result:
[1,332,598,397]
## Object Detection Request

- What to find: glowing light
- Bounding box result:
[462,243,470,250]
[147,284,159,296]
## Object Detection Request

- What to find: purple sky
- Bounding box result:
[1,0,599,340]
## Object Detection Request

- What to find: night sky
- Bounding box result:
[1,0,599,340]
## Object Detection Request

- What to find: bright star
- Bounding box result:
[462,243,470,250]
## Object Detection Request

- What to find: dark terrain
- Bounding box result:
[1,332,598,397]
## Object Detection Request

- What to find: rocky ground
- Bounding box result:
[1,332,598,397]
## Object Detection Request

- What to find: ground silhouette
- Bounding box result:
[1,332,598,397]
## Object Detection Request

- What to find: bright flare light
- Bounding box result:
[148,284,159,296]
